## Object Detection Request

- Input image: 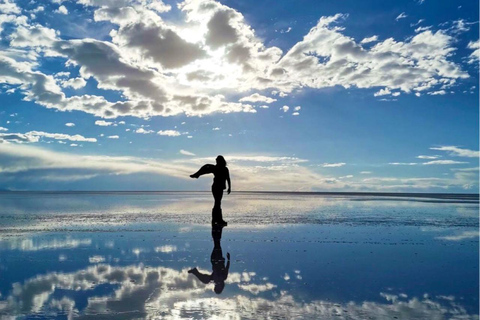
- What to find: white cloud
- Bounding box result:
[322,162,346,167]
[32,6,45,13]
[239,93,277,103]
[55,5,68,15]
[212,127,220,131]
[292,112,299,116]
[427,90,446,95]
[396,12,407,21]
[410,19,425,27]
[180,149,195,156]
[0,131,97,143]
[294,106,301,111]
[147,1,171,13]
[360,35,378,44]
[360,171,372,174]
[0,143,476,191]
[65,123,75,127]
[417,155,439,159]
[61,77,87,89]
[467,40,479,64]
[430,146,479,158]
[415,26,431,33]
[422,160,468,165]
[281,105,289,112]
[0,0,21,14]
[107,135,119,139]
[157,130,181,136]
[135,128,154,134]
[95,120,113,126]
[374,88,391,96]
[0,2,472,120]
[0,126,8,131]
[389,162,417,166]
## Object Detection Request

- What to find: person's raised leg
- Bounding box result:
[190,164,215,178]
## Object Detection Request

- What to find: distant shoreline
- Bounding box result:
[0,190,478,199]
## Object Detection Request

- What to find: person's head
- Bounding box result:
[214,281,225,294]
[216,155,226,167]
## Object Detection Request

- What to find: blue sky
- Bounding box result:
[0,0,478,192]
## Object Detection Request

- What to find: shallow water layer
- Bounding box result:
[0,192,478,319]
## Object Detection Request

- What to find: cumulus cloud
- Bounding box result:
[0,0,21,14]
[239,93,277,103]
[65,123,75,127]
[0,1,473,119]
[107,135,119,139]
[135,127,154,134]
[281,105,289,112]
[360,35,378,44]
[157,130,181,136]
[61,77,87,89]
[55,5,68,15]
[95,120,113,126]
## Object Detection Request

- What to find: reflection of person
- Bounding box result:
[190,155,231,226]
[188,225,230,294]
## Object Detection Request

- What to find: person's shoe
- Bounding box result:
[190,174,198,179]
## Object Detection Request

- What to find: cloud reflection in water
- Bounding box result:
[0,262,476,319]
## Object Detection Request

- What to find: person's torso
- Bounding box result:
[213,166,227,189]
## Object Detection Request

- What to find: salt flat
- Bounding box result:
[0,192,478,319]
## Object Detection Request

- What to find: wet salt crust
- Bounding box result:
[0,192,478,319]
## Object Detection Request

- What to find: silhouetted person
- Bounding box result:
[190,155,231,226]
[188,225,230,294]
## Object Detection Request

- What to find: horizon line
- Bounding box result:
[0,190,478,197]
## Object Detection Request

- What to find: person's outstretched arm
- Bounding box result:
[226,168,231,194]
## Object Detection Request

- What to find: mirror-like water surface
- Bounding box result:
[0,192,478,319]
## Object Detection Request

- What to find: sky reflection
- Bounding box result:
[0,193,478,319]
